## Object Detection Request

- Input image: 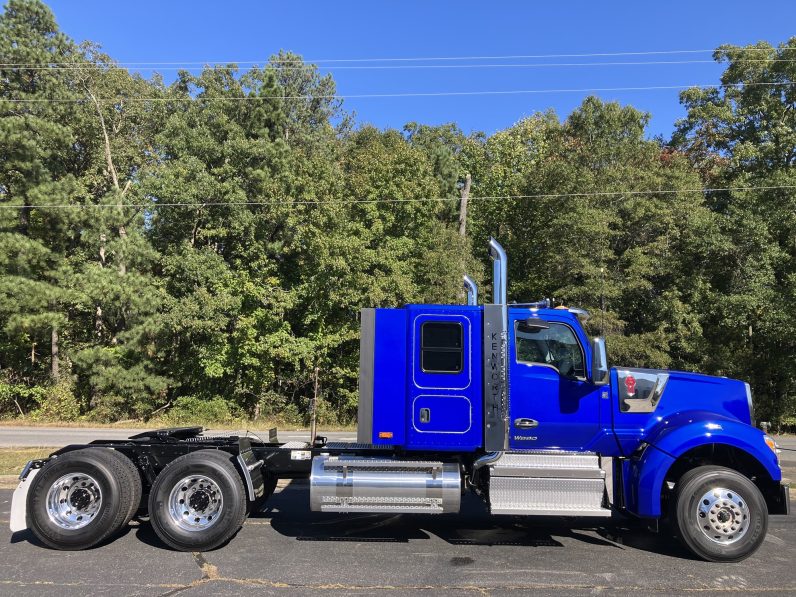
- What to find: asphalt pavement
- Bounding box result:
[1,480,794,596]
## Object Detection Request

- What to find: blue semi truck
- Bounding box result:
[10,238,789,561]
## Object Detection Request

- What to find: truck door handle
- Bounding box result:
[514,418,539,429]
[419,408,431,423]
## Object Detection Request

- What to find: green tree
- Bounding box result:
[471,98,716,369]
[2,0,793,428]
[674,39,796,423]
[0,0,76,400]
[0,0,168,418]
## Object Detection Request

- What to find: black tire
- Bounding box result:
[27,448,138,550]
[148,449,247,551]
[106,449,143,528]
[671,465,768,562]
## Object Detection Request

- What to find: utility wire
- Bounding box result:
[1,185,793,211]
[4,59,796,72]
[3,81,795,103]
[0,47,787,67]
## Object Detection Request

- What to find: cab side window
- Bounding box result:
[421,322,463,373]
[515,321,585,378]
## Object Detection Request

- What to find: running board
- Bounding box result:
[488,452,611,517]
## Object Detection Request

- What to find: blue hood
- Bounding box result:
[659,370,752,426]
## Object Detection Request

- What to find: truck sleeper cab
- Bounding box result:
[10,238,789,562]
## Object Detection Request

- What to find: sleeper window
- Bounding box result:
[421,322,463,373]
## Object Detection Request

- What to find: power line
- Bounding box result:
[0,46,787,67]
[3,81,793,103]
[5,59,796,72]
[1,185,793,211]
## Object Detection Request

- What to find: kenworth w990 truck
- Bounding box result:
[9,239,790,562]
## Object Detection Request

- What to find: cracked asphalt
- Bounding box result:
[1,477,794,597]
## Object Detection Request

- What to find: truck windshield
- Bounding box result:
[515,321,585,378]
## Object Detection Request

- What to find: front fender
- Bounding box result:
[622,444,675,518]
[626,411,780,518]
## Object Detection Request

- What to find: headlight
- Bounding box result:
[763,435,779,455]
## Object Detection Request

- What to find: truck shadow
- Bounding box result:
[12,520,143,550]
[10,482,695,560]
[252,483,697,560]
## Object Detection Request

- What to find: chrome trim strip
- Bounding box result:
[356,308,376,444]
[490,506,612,517]
[745,382,755,426]
[236,454,256,501]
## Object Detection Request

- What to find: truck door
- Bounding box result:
[507,314,601,451]
[405,309,483,451]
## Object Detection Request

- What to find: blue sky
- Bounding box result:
[44,1,795,139]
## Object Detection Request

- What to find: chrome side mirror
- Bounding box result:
[591,337,609,386]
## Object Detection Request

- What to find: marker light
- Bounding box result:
[763,435,779,455]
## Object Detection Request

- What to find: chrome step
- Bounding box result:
[491,451,601,471]
[279,441,311,449]
[488,451,611,517]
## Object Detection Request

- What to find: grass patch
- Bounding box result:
[0,447,56,476]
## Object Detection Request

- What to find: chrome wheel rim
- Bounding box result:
[46,473,103,530]
[167,475,223,532]
[696,487,750,544]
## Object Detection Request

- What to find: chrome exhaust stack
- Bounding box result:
[483,237,510,453]
[463,274,478,305]
[488,237,507,306]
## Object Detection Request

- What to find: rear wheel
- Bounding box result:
[109,449,143,527]
[148,450,247,551]
[672,465,768,562]
[27,448,140,550]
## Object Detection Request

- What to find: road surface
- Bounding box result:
[0,426,354,447]
[775,435,796,477]
[1,482,794,596]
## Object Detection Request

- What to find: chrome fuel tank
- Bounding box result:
[309,455,461,514]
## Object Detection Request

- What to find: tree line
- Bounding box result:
[1,0,794,427]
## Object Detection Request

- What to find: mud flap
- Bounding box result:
[236,438,265,502]
[9,463,43,533]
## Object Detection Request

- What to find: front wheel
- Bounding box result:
[672,465,768,562]
[148,450,248,551]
